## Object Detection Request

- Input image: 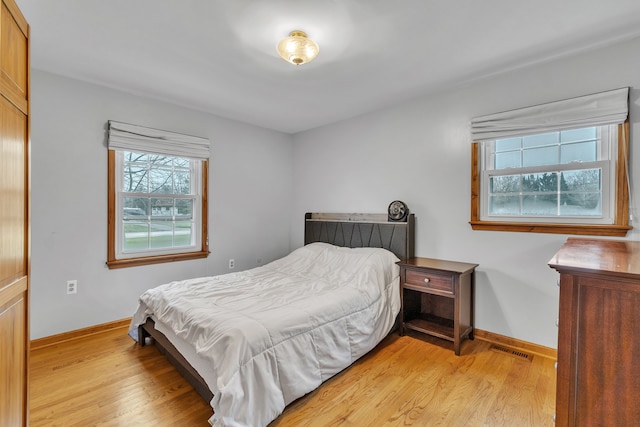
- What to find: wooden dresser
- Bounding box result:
[548,238,640,427]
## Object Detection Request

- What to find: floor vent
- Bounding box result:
[490,344,533,361]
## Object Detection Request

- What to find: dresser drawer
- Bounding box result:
[405,269,454,294]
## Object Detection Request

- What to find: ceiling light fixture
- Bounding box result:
[276,30,319,65]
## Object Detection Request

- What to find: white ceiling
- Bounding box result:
[16,0,640,134]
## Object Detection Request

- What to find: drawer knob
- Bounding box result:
[423,278,430,283]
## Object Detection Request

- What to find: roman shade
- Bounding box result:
[470,87,629,141]
[108,120,210,160]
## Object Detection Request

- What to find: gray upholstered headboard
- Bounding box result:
[304,212,415,261]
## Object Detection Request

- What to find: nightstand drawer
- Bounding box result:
[405,269,454,294]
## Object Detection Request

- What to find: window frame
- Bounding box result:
[107,149,209,269]
[470,121,631,236]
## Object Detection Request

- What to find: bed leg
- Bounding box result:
[138,324,149,347]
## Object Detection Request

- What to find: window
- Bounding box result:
[470,88,631,236]
[118,151,202,255]
[483,125,614,222]
[107,122,210,269]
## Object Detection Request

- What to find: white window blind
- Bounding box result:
[470,87,629,141]
[108,120,210,160]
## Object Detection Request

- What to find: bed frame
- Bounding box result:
[138,212,415,402]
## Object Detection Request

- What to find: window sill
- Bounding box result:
[469,221,631,237]
[106,250,210,269]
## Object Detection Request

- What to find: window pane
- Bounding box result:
[489,127,603,171]
[122,152,149,192]
[495,151,521,169]
[122,153,196,252]
[174,220,193,247]
[149,167,173,194]
[522,172,558,193]
[490,175,520,194]
[560,169,602,216]
[123,151,149,168]
[487,169,603,218]
[495,137,521,151]
[523,146,558,167]
[174,157,190,168]
[149,220,173,249]
[560,141,596,163]
[150,198,173,217]
[175,199,193,218]
[522,194,558,215]
[523,132,558,148]
[123,197,148,218]
[559,195,601,216]
[489,195,520,215]
[560,192,602,216]
[562,169,601,192]
[123,222,149,252]
[174,170,191,194]
[147,154,172,167]
[560,127,596,142]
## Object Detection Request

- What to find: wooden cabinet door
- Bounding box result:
[0,0,29,426]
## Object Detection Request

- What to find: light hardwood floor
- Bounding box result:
[30,326,556,426]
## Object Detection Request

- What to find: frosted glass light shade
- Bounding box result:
[276,30,319,65]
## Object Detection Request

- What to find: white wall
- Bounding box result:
[291,36,640,349]
[30,71,294,339]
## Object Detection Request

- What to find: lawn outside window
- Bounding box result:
[470,88,631,236]
[107,121,210,269]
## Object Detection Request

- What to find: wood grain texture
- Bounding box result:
[549,237,640,278]
[0,94,27,288]
[0,0,28,114]
[550,238,640,427]
[615,121,630,227]
[470,142,480,223]
[30,318,131,350]
[30,326,556,426]
[30,326,212,427]
[399,258,477,356]
[276,331,556,427]
[1,294,27,427]
[474,328,557,360]
[0,1,30,423]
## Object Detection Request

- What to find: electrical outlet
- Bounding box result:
[229,259,235,269]
[66,280,78,294]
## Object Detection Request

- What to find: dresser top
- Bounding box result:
[549,238,640,277]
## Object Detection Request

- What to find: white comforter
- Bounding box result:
[129,242,401,427]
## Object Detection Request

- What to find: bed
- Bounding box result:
[129,212,415,427]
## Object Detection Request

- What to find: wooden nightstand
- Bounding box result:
[398,257,478,355]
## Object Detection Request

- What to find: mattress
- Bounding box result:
[129,242,401,427]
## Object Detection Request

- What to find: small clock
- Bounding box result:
[388,200,409,222]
